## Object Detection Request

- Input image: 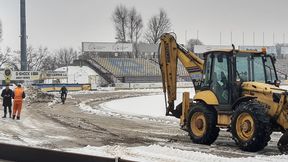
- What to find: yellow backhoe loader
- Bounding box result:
[159,33,288,153]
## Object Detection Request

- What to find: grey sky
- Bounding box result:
[0,0,288,51]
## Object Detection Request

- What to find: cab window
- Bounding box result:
[203,54,212,87]
[253,57,265,82]
[264,57,277,83]
[236,56,249,81]
[211,54,229,104]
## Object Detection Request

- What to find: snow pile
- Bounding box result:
[78,99,103,115]
[26,86,55,103]
[66,144,288,162]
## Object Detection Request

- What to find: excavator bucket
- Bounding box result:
[278,131,288,154]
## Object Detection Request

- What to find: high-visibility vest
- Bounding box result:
[14,87,24,102]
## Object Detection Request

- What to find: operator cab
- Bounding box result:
[201,50,278,109]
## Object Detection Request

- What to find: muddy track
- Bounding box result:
[31,91,169,147]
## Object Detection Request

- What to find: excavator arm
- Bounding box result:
[158,33,204,116]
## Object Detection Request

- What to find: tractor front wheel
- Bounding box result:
[187,103,219,145]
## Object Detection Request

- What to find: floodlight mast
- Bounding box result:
[20,0,27,71]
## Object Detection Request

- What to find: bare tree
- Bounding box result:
[112,5,128,42]
[9,50,21,71]
[56,47,78,67]
[26,46,49,71]
[127,7,143,58]
[127,7,143,43]
[9,46,50,71]
[40,55,57,70]
[145,9,171,45]
[186,39,203,52]
[0,47,12,67]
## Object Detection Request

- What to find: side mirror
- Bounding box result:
[272,55,277,63]
[274,80,281,87]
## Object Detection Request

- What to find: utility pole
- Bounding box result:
[185,30,187,45]
[273,32,275,45]
[20,0,27,71]
[219,32,222,46]
[242,32,245,46]
[253,32,255,46]
[230,31,233,45]
[196,30,199,42]
[262,32,265,46]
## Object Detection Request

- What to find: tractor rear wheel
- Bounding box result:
[187,103,219,145]
[231,100,272,152]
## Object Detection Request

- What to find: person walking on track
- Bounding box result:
[60,86,68,104]
[12,84,26,120]
[1,84,13,118]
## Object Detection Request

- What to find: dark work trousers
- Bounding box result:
[3,105,12,116]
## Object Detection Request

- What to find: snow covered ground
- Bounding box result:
[1,86,288,161]
[71,87,288,162]
[66,144,288,162]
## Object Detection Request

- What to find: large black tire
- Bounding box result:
[278,131,288,154]
[231,100,272,152]
[187,103,219,145]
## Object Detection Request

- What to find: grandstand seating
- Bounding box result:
[87,57,190,83]
[149,58,190,76]
[93,58,161,77]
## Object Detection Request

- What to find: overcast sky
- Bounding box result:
[0,0,288,51]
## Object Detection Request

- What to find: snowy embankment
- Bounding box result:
[74,87,288,161]
[66,144,288,162]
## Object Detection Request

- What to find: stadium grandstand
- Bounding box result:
[75,56,190,84]
[77,42,190,84]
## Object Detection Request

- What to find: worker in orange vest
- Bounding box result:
[12,84,26,120]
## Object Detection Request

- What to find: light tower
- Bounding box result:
[20,0,27,71]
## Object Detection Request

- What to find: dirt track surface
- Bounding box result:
[0,90,283,158]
